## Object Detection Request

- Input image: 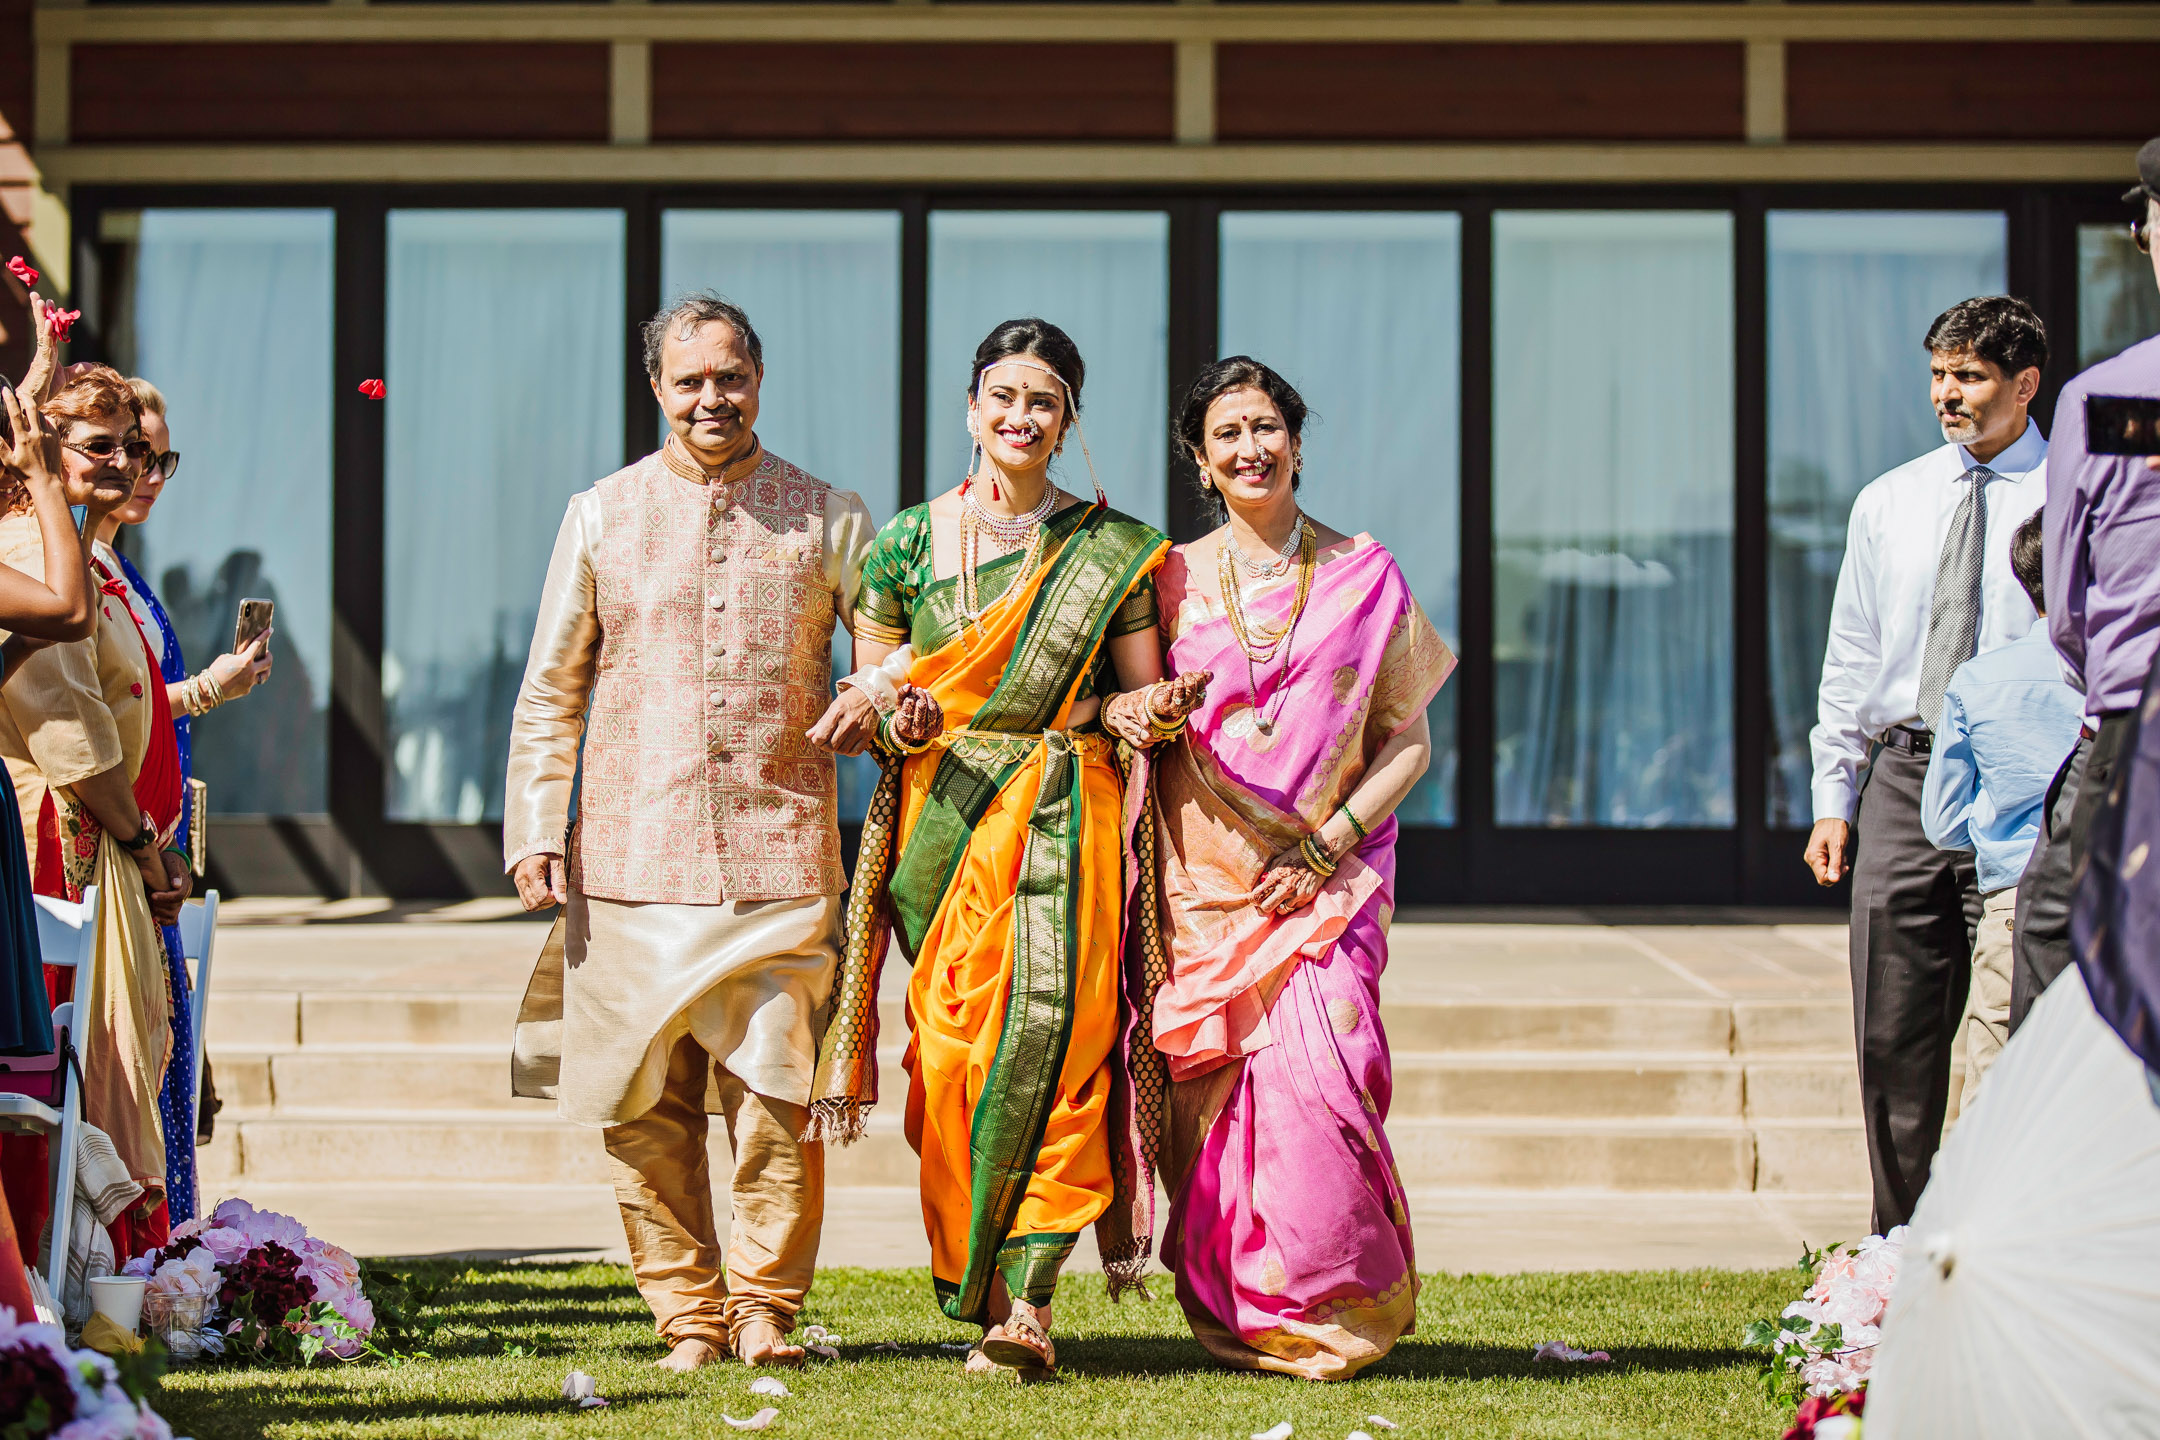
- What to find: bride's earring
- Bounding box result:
[963,416,982,499]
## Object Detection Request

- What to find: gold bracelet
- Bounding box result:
[1299,834,1338,878]
[878,711,935,756]
[1144,682,1188,740]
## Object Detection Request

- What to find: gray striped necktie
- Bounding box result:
[1916,465,1993,732]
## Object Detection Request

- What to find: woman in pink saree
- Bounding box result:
[1153,357,1455,1380]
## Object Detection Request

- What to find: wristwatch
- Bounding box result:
[116,810,158,853]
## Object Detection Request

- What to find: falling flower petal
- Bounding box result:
[808,1343,839,1359]
[723,1409,780,1430]
[46,308,79,342]
[1533,1341,1612,1364]
[358,378,386,400]
[801,1324,831,1341]
[749,1376,790,1397]
[7,256,36,287]
[1253,1425,1294,1440]
[1366,1422,1399,1433]
[579,1397,609,1410]
[562,1370,598,1401]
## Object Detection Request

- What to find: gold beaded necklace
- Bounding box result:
[1217,519,1316,731]
[958,499,1052,630]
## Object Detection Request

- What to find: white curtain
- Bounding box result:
[383,209,626,823]
[1219,211,1461,824]
[1493,211,1735,828]
[2078,222,2160,373]
[129,208,335,815]
[662,208,903,821]
[927,211,1169,533]
[1766,211,2005,825]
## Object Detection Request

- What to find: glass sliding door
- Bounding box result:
[383,208,626,823]
[662,208,903,821]
[1218,210,1462,824]
[118,208,336,815]
[1765,211,2006,827]
[927,210,1170,533]
[2078,220,2160,373]
[1492,210,1735,828]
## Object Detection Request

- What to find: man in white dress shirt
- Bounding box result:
[1804,296,2051,1232]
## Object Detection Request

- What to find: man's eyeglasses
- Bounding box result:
[145,448,181,481]
[63,438,152,467]
[2135,215,2153,257]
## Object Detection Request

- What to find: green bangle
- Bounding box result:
[1339,803,1369,843]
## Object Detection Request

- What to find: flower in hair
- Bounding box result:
[46,308,78,342]
[6,256,35,287]
[357,379,386,400]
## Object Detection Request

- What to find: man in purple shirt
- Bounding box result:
[2019,136,2160,1029]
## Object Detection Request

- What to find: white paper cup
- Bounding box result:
[87,1275,146,1333]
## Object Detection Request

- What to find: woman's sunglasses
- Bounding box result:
[63,437,153,467]
[145,448,181,481]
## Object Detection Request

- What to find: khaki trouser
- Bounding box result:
[1962,886,2019,1108]
[603,1032,824,1351]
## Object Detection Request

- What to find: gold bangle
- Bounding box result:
[878,711,934,757]
[1144,683,1187,740]
[1299,834,1338,878]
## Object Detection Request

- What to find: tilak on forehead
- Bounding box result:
[965,354,1106,510]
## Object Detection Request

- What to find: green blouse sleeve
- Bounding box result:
[856,506,929,646]
[1105,580,1159,639]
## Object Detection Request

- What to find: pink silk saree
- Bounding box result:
[1154,535,1454,1381]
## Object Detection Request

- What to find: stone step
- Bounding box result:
[208,991,1840,1059]
[209,1045,1864,1125]
[198,1107,1865,1195]
[1387,1118,1760,1193]
[1744,1060,1862,1120]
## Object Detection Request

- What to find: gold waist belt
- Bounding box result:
[930,726,1113,766]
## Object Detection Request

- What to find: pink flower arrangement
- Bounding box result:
[125,1198,377,1361]
[0,1304,173,1439]
[1746,1226,1903,1423]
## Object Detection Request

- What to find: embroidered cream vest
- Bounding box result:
[573,451,845,903]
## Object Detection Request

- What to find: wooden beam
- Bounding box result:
[1744,39,1784,144]
[35,3,2160,46]
[610,39,650,146]
[35,140,2139,188]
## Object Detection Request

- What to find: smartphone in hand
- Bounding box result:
[234,597,274,654]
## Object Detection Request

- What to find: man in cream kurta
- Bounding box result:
[504,295,875,1370]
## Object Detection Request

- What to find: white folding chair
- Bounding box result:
[176,890,218,1121]
[0,886,100,1292]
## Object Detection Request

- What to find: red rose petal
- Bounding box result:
[47,308,79,342]
[6,255,36,287]
[358,379,386,400]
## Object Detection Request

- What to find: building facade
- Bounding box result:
[3,2,2155,903]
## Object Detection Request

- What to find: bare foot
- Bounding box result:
[734,1318,805,1368]
[656,1336,726,1371]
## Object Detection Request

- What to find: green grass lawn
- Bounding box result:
[153,1263,1801,1440]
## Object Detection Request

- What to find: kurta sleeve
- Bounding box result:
[1105,582,1159,639]
[824,488,879,639]
[0,525,120,789]
[502,493,601,871]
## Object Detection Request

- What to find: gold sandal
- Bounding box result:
[979,1312,1056,1372]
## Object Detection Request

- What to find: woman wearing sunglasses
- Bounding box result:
[0,356,197,1263]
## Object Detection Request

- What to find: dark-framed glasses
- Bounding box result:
[63,437,152,466]
[2135,215,2153,257]
[145,448,181,481]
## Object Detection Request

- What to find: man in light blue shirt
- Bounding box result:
[1922,510,2084,1103]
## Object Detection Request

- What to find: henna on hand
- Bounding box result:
[1101,689,1157,747]
[890,684,943,748]
[1149,670,1211,723]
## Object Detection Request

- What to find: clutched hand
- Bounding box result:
[888,684,942,750]
[1150,670,1210,726]
[1248,848,1325,916]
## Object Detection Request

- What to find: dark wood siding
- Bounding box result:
[652,42,1174,142]
[1788,43,2160,143]
[1215,43,1746,143]
[72,43,611,144]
